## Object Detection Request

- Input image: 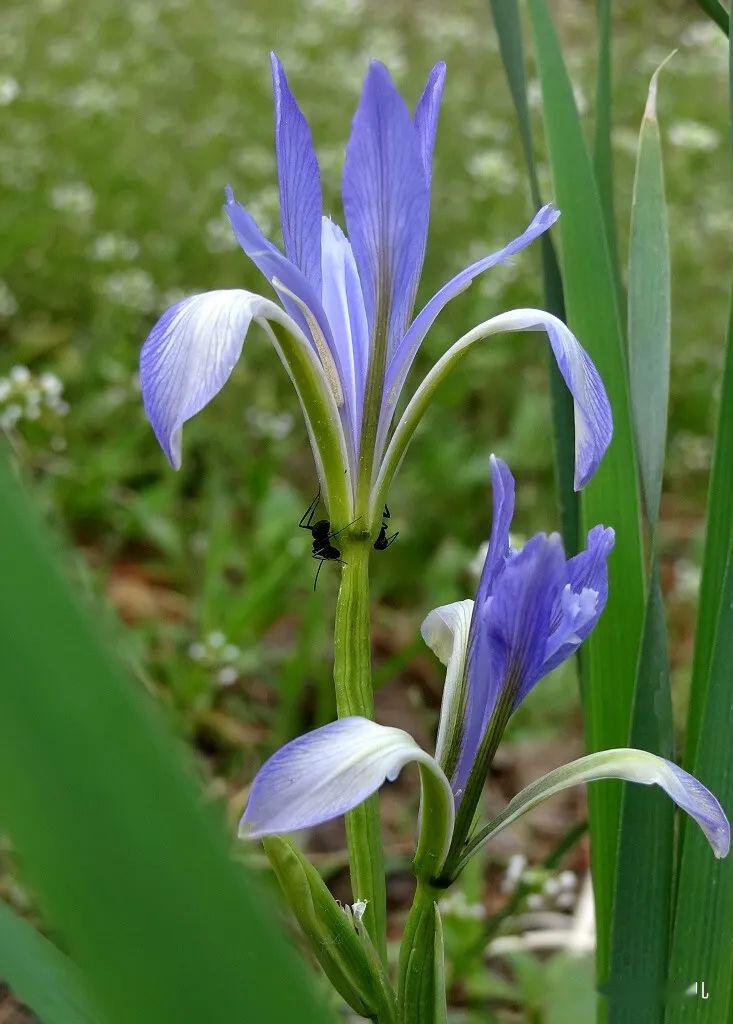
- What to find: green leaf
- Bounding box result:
[592,0,622,309]
[527,0,646,974]
[691,0,729,36]
[489,0,578,553]
[607,62,675,1022]
[0,899,100,1024]
[665,546,733,1022]
[0,451,334,1024]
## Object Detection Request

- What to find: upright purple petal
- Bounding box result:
[140,289,260,469]
[271,53,322,291]
[382,205,560,430]
[342,61,430,355]
[661,760,730,858]
[320,217,370,443]
[414,62,447,187]
[475,455,515,606]
[455,534,566,798]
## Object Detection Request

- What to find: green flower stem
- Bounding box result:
[397,881,444,1024]
[333,538,388,966]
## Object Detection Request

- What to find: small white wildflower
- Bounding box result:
[10,365,31,385]
[668,120,720,152]
[1,404,22,428]
[501,853,527,892]
[558,870,577,890]
[188,642,206,661]
[469,541,489,580]
[0,75,20,105]
[205,216,238,253]
[207,630,226,650]
[556,891,576,909]
[0,378,10,401]
[526,893,544,910]
[217,666,238,686]
[543,876,561,897]
[51,181,96,218]
[89,233,139,262]
[101,269,156,313]
[674,558,701,601]
[222,644,240,663]
[39,372,63,397]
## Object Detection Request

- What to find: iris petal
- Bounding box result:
[421,599,474,768]
[414,61,447,187]
[475,455,515,606]
[343,61,430,355]
[271,53,323,291]
[140,289,265,469]
[240,717,452,857]
[380,205,560,446]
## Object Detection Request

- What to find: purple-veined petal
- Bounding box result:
[342,61,430,355]
[320,217,370,444]
[241,718,455,869]
[421,599,474,768]
[541,525,614,676]
[414,62,447,187]
[224,188,337,366]
[380,204,560,445]
[141,289,266,469]
[271,53,322,291]
[461,749,730,867]
[475,455,516,607]
[454,534,567,798]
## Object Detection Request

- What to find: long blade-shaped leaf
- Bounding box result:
[692,0,729,36]
[607,61,674,1023]
[665,546,733,1022]
[527,0,646,975]
[0,451,334,1024]
[593,0,622,307]
[0,899,99,1024]
[489,0,577,554]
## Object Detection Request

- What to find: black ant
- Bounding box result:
[373,505,399,551]
[299,488,361,590]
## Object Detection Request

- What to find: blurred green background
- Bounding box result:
[0,0,729,1016]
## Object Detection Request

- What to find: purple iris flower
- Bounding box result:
[238,457,729,876]
[139,55,612,511]
[445,455,615,801]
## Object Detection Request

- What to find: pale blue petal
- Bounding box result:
[140,289,263,469]
[271,53,322,291]
[240,717,441,839]
[475,455,515,607]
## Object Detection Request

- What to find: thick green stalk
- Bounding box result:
[397,881,443,1024]
[333,538,388,964]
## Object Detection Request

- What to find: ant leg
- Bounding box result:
[383,505,391,519]
[384,531,399,549]
[328,514,364,541]
[299,485,322,529]
[312,558,324,591]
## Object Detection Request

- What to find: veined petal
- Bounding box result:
[224,188,335,362]
[458,749,730,875]
[320,217,370,441]
[380,204,560,445]
[475,455,515,606]
[421,599,474,770]
[414,62,447,187]
[373,307,612,516]
[271,53,322,291]
[141,289,266,468]
[343,61,430,354]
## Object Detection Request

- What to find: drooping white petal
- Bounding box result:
[241,717,454,871]
[459,749,730,873]
[421,600,473,767]
[140,290,272,469]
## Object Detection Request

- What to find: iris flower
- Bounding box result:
[241,458,729,881]
[139,55,612,530]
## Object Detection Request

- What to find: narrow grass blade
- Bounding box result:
[607,61,674,1023]
[489,0,578,553]
[665,545,733,1022]
[0,451,334,1024]
[692,0,729,36]
[0,899,100,1024]
[593,0,622,307]
[527,0,646,975]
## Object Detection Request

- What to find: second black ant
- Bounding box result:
[299,488,361,590]
[374,505,399,551]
